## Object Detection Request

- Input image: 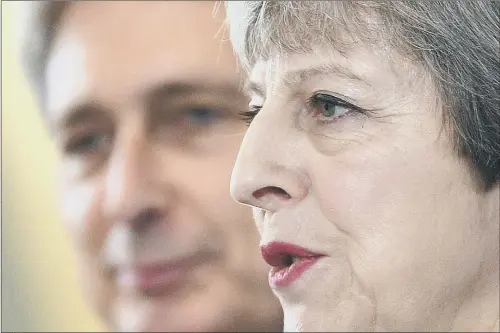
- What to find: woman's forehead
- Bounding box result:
[248,45,414,94]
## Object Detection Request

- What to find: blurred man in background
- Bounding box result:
[20,1,282,332]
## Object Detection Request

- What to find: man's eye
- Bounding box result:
[184,107,222,125]
[65,133,111,155]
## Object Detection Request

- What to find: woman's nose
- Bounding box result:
[230,110,309,213]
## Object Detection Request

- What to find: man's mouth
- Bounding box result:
[115,253,214,296]
[260,241,325,288]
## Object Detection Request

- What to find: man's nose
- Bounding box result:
[230,110,309,213]
[103,126,166,231]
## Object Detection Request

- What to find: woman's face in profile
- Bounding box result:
[230,45,499,331]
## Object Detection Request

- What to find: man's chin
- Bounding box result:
[111,293,224,332]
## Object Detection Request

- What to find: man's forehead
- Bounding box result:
[45,32,87,119]
[45,1,243,127]
[59,1,224,30]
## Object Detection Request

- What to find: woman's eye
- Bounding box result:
[309,93,357,122]
[65,133,111,156]
[316,101,350,118]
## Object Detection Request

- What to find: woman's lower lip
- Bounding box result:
[268,256,321,288]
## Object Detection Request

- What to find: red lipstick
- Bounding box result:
[260,241,325,288]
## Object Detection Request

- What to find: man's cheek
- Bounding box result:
[60,181,104,246]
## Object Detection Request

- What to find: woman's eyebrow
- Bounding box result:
[243,80,265,98]
[244,62,369,99]
[282,62,369,90]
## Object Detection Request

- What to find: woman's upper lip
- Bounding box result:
[260,241,325,267]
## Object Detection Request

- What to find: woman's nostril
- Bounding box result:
[252,186,291,200]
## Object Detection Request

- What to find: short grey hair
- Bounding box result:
[225,1,500,190]
[19,1,69,111]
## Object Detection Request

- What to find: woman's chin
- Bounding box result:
[281,295,376,332]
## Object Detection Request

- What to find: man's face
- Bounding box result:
[45,2,281,332]
[230,45,499,331]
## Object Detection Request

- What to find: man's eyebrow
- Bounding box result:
[51,81,244,133]
[282,62,368,90]
[52,102,107,133]
[145,81,244,102]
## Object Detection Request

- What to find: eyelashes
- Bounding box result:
[239,107,261,125]
[240,92,368,126]
[305,93,365,124]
